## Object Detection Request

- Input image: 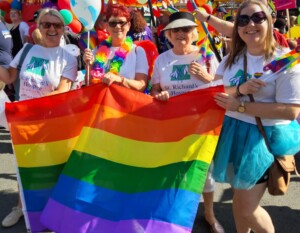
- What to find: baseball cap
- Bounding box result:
[216,7,227,14]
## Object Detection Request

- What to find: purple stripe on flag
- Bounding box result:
[41,199,192,233]
[26,211,49,233]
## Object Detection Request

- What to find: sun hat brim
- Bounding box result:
[162,18,197,31]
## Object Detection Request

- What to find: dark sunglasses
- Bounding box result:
[40,22,64,30]
[108,21,128,28]
[237,11,267,27]
[171,26,194,33]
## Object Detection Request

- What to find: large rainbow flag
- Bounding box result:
[5,84,225,233]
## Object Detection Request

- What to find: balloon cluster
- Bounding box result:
[0,0,101,34]
[0,0,14,24]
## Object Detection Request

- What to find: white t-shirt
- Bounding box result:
[93,44,149,79]
[151,46,219,97]
[19,21,29,43]
[10,44,78,100]
[217,48,300,126]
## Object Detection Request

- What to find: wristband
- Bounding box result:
[236,83,244,97]
[206,15,211,22]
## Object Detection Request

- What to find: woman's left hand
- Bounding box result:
[214,92,240,111]
[189,61,213,83]
[102,72,121,86]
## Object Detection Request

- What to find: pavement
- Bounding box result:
[0,126,300,233]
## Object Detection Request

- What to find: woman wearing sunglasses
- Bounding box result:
[84,4,148,92]
[213,1,300,232]
[151,11,225,233]
[0,8,77,228]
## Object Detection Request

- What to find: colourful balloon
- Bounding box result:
[298,15,300,26]
[78,30,99,50]
[60,9,73,25]
[70,0,101,31]
[0,1,10,12]
[58,0,71,10]
[68,18,82,34]
[195,0,207,7]
[201,4,213,14]
[4,12,11,24]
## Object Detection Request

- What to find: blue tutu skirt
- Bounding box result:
[212,116,300,190]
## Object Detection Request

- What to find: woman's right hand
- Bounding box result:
[83,48,94,65]
[154,91,170,102]
[194,9,209,22]
[239,78,266,95]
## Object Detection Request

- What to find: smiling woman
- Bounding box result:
[212,1,300,232]
[83,3,149,92]
[0,7,78,228]
[37,8,65,48]
[150,11,225,233]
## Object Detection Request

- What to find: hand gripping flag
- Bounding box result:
[6,84,225,233]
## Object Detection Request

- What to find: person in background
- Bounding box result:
[222,15,234,56]
[0,17,12,93]
[151,11,225,233]
[84,3,148,91]
[213,1,300,232]
[194,0,289,48]
[127,8,153,42]
[216,6,227,20]
[274,18,287,35]
[0,8,77,228]
[4,1,29,102]
[9,1,29,57]
[94,13,109,43]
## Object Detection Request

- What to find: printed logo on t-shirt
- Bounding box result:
[170,64,190,81]
[1,29,11,39]
[229,69,250,86]
[26,57,49,76]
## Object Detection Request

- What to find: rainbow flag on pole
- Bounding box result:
[6,84,224,233]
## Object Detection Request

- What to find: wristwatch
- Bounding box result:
[237,101,245,113]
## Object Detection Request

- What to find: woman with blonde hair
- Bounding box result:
[151,11,224,233]
[0,8,77,227]
[213,1,300,232]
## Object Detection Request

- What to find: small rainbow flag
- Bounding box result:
[260,46,300,83]
[6,84,224,233]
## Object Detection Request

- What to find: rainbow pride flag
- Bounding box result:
[6,84,224,233]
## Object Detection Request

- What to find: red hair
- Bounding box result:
[105,4,130,22]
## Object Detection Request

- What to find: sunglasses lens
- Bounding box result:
[252,12,266,24]
[237,16,250,27]
[108,21,127,27]
[237,11,266,27]
[182,27,192,33]
[41,22,63,29]
[171,27,193,33]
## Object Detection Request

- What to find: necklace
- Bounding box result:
[92,36,133,78]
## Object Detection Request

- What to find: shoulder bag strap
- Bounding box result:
[15,43,34,101]
[243,54,271,151]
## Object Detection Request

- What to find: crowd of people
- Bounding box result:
[0,0,300,233]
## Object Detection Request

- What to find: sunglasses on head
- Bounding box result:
[108,21,128,28]
[40,22,64,30]
[171,26,194,33]
[237,11,267,27]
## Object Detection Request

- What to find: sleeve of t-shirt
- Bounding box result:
[151,55,162,85]
[62,52,78,82]
[275,66,300,104]
[20,22,29,37]
[135,46,149,75]
[215,55,228,76]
